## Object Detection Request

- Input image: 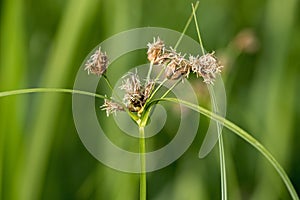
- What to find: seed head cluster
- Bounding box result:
[85,37,224,116]
[147,37,223,84]
[120,72,155,112]
[84,47,108,76]
[99,72,154,116]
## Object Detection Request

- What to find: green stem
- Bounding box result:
[139,126,146,200]
[208,85,227,200]
[148,78,168,101]
[191,5,228,198]
[174,1,199,49]
[161,78,182,99]
[192,2,205,55]
[152,97,299,200]
[103,75,127,108]
[146,61,154,82]
[103,75,114,92]
[218,134,227,200]
[0,88,106,99]
[154,67,165,83]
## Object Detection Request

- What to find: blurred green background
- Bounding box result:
[0,0,299,199]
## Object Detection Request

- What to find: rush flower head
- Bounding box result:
[87,36,224,118]
[147,39,223,83]
[164,52,190,80]
[85,47,108,76]
[190,52,223,84]
[143,80,155,101]
[147,37,165,64]
[120,72,154,112]
[100,99,124,117]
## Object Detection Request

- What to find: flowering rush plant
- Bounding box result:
[83,38,226,200]
[79,3,298,200]
[0,2,298,200]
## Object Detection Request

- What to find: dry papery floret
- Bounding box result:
[100,99,124,117]
[147,37,223,84]
[120,72,155,112]
[84,47,108,76]
[85,37,224,117]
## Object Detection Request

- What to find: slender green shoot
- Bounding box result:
[103,74,114,92]
[138,126,146,200]
[192,3,205,55]
[208,85,227,200]
[146,61,154,81]
[154,66,165,82]
[161,78,182,99]
[191,2,227,199]
[0,88,106,99]
[150,0,200,90]
[174,1,199,49]
[103,75,128,110]
[218,133,227,199]
[148,78,168,101]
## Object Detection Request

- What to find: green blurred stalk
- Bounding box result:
[172,164,209,200]
[248,0,297,199]
[19,1,100,200]
[0,0,26,199]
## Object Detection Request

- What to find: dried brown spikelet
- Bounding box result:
[119,72,155,112]
[147,37,165,64]
[143,80,155,101]
[165,53,190,80]
[120,72,143,111]
[190,52,223,84]
[100,99,124,117]
[85,47,108,76]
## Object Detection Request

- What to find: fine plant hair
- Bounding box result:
[0,2,299,200]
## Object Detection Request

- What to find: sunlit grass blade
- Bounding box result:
[247,0,297,199]
[19,1,101,200]
[0,0,26,199]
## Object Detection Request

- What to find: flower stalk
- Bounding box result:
[138,125,146,200]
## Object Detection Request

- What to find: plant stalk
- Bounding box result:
[208,85,227,200]
[0,88,106,99]
[139,126,146,200]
